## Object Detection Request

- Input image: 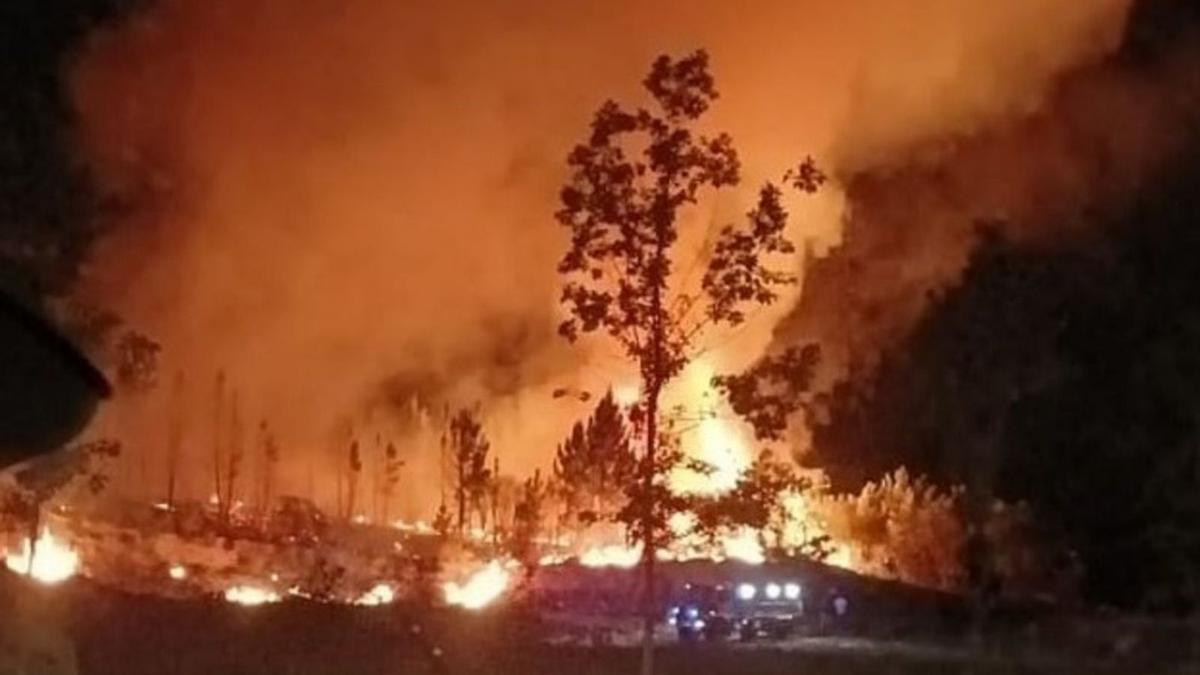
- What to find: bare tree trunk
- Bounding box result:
[641,384,660,675]
[166,371,184,510]
[26,504,41,576]
[457,461,467,534]
[212,372,226,519]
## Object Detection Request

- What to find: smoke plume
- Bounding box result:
[68,0,1132,514]
[775,2,1200,384]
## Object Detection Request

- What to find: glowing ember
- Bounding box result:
[168,564,188,580]
[224,585,281,606]
[443,560,510,610]
[356,583,396,606]
[4,530,79,584]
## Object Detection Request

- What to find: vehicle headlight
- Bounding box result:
[736,583,756,601]
[686,607,699,619]
[765,583,782,600]
[784,582,801,600]
[693,619,706,630]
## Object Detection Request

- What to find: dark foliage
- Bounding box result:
[811,150,1200,611]
[0,0,144,302]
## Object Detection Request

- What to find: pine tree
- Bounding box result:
[553,390,636,525]
[447,407,491,534]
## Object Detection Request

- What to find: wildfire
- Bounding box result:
[579,544,641,569]
[4,530,80,584]
[355,583,396,606]
[443,560,510,610]
[224,585,281,606]
[670,359,750,495]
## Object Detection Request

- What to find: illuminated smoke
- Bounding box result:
[68,0,1133,510]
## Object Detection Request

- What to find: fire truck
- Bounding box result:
[668,579,806,642]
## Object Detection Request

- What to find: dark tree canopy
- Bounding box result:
[809,149,1200,611]
[552,390,636,523]
[0,0,144,302]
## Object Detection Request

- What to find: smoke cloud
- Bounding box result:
[775,4,1200,383]
[68,0,1132,515]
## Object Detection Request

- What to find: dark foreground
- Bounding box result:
[1,574,1195,675]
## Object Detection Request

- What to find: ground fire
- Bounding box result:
[5,1,1200,674]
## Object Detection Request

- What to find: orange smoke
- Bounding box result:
[68,0,1132,513]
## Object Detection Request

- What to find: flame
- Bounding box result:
[355,583,396,606]
[717,528,766,564]
[168,564,188,580]
[612,382,641,407]
[224,585,281,606]
[443,560,510,610]
[669,359,750,495]
[579,544,641,568]
[5,530,80,584]
[392,519,435,534]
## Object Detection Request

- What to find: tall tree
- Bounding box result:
[345,439,362,520]
[447,407,491,534]
[220,389,245,525]
[164,370,184,510]
[554,50,821,673]
[510,469,549,581]
[379,440,403,523]
[256,420,280,525]
[211,371,226,520]
[112,329,159,497]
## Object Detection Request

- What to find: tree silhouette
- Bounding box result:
[554,50,821,673]
[164,370,184,511]
[510,469,549,581]
[447,407,491,534]
[345,439,362,520]
[379,440,403,523]
[256,420,280,525]
[553,390,635,525]
[691,449,817,557]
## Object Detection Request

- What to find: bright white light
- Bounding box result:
[578,544,641,569]
[765,583,782,600]
[5,530,79,584]
[168,564,188,580]
[784,582,801,600]
[356,583,396,606]
[224,585,281,606]
[693,619,706,630]
[736,583,756,601]
[443,560,510,610]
